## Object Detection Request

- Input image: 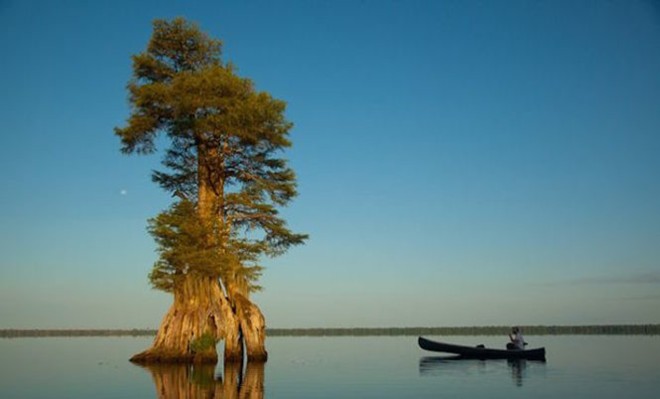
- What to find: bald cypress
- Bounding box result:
[115,18,306,363]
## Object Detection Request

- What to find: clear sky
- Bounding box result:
[1,0,659,329]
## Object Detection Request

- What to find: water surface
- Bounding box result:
[1,335,659,398]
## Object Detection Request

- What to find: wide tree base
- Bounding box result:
[130,349,217,364]
[131,274,271,364]
[131,274,242,364]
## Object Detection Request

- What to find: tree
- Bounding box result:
[115,18,307,363]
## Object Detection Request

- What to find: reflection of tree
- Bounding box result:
[137,361,264,399]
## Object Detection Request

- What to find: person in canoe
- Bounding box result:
[507,326,526,350]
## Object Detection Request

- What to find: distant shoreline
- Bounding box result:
[1,324,659,338]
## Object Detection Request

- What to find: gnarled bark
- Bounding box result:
[223,315,243,363]
[130,273,239,364]
[233,293,268,361]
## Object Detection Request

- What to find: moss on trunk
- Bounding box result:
[130,274,239,364]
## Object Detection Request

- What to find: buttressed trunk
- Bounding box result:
[130,274,239,364]
[132,141,268,365]
[199,144,241,362]
[233,292,268,361]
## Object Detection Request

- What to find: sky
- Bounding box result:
[1,0,659,329]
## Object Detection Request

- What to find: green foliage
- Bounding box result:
[116,18,307,294]
[147,200,266,292]
[190,332,217,353]
[147,200,234,291]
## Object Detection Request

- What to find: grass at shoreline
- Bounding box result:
[1,324,659,338]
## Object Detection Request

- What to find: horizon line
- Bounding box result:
[2,324,659,338]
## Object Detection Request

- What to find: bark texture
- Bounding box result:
[233,293,268,361]
[130,274,238,364]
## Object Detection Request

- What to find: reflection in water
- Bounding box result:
[419,356,545,387]
[136,361,264,399]
[507,359,525,387]
[419,356,461,376]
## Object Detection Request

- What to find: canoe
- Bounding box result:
[418,337,546,360]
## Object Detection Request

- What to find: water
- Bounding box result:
[1,335,659,398]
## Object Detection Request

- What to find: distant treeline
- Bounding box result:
[0,324,660,338]
[266,324,660,336]
[0,329,157,338]
[2,324,659,338]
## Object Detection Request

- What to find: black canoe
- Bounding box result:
[418,337,546,360]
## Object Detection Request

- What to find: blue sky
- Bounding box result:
[1,0,659,329]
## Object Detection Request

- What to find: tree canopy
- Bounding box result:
[115,18,307,294]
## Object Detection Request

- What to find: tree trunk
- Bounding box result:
[177,139,268,364]
[223,311,243,363]
[233,293,268,361]
[130,274,239,364]
[197,142,243,363]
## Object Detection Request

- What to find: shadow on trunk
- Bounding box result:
[135,360,265,399]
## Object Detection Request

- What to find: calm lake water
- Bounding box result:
[1,335,659,398]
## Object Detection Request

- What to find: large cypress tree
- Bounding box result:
[115,18,306,363]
